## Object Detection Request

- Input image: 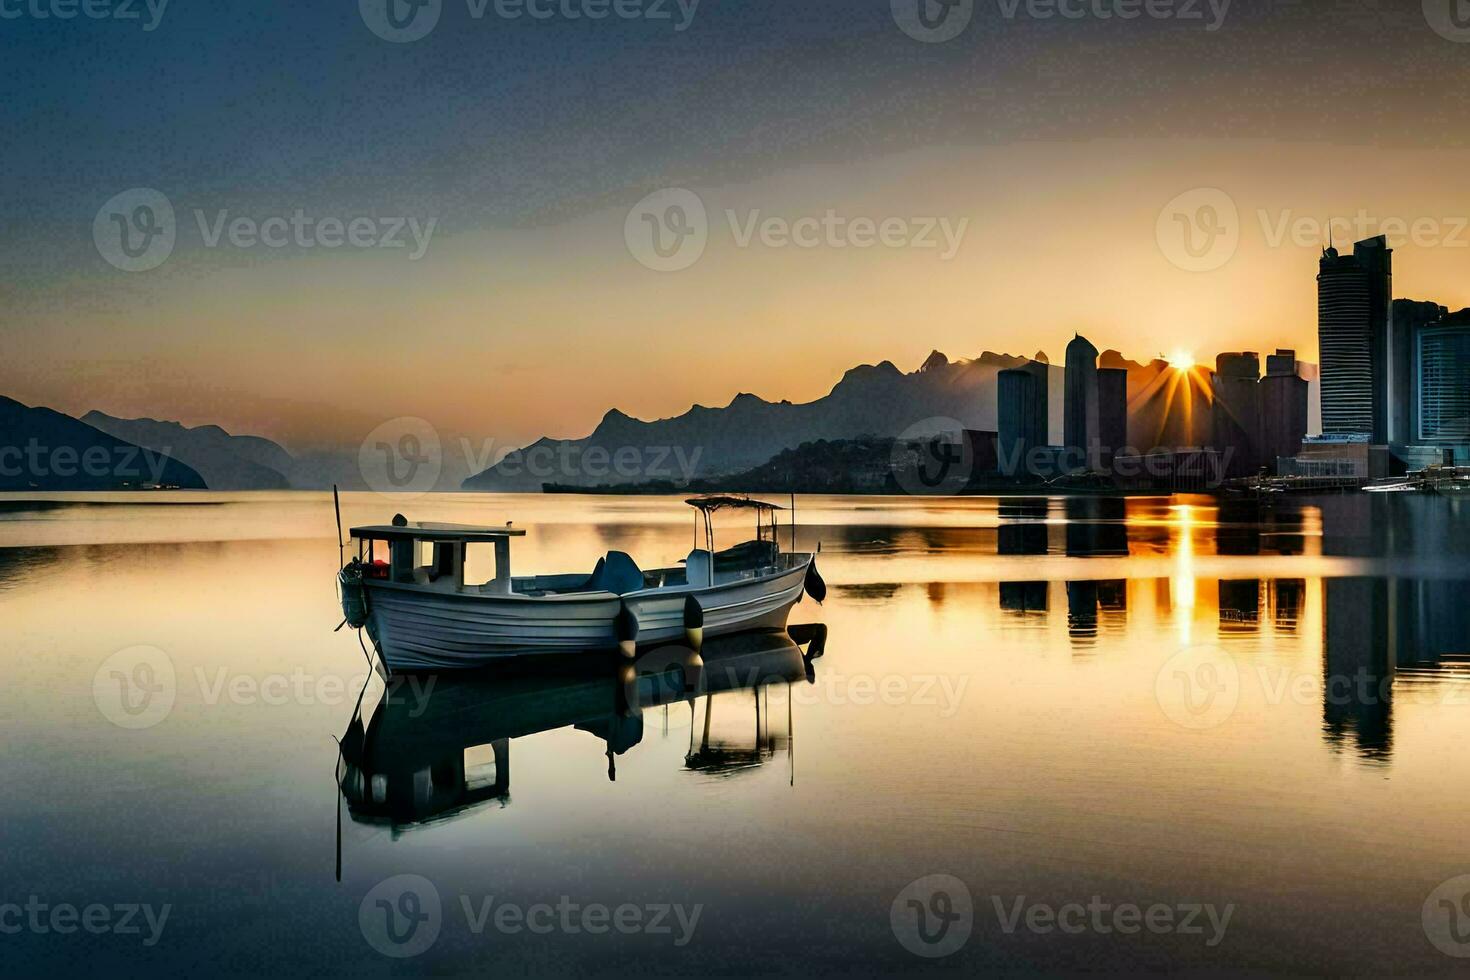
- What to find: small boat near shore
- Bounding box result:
[338,495,824,673]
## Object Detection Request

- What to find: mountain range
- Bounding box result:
[2,345,1319,493]
[463,351,1065,491]
[0,397,205,491]
[82,412,296,490]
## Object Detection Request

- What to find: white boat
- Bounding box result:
[338,495,825,673]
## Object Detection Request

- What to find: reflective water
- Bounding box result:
[3,491,1470,975]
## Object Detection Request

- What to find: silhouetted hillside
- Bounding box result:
[0,397,205,490]
[83,412,293,490]
[465,351,1058,491]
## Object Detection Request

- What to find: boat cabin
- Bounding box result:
[350,521,526,594]
[350,496,800,599]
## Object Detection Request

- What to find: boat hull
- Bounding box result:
[363,557,811,671]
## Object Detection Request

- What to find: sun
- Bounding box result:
[1166,350,1196,372]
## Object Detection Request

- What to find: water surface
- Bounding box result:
[3,491,1469,976]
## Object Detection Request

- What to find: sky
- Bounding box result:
[4,0,1470,453]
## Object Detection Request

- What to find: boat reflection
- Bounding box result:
[336,625,825,832]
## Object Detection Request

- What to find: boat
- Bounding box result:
[337,494,825,673]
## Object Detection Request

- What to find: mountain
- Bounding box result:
[463,351,1059,491]
[82,412,294,490]
[0,397,206,490]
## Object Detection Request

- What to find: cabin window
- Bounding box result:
[463,544,498,588]
[358,538,391,578]
[463,743,500,791]
[461,539,513,593]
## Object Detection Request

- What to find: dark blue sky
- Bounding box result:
[4,1,1464,265]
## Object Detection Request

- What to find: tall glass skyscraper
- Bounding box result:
[1317,236,1392,439]
[1417,316,1470,450]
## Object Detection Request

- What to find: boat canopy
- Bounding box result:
[349,522,526,542]
[684,494,785,513]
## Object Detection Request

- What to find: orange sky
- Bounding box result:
[9,139,1470,453]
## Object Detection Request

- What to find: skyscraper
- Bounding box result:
[1393,299,1448,447]
[1317,236,1392,439]
[997,359,1049,474]
[1211,352,1261,478]
[1064,334,1099,469]
[1261,349,1309,470]
[1416,309,1470,461]
[1097,367,1127,467]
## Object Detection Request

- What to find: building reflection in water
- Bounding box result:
[1062,498,1128,645]
[998,498,1049,616]
[981,495,1470,765]
[1323,577,1394,762]
[1216,500,1262,636]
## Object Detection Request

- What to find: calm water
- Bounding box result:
[4,491,1470,976]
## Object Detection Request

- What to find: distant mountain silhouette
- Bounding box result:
[464,351,1062,491]
[0,397,205,490]
[83,412,293,490]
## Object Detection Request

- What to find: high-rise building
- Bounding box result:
[997,359,1049,475]
[1097,367,1127,467]
[1211,352,1261,478]
[1261,348,1309,470]
[1064,334,1099,469]
[1391,300,1446,445]
[1416,309,1470,461]
[1317,236,1391,439]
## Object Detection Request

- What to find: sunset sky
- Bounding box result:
[5,0,1470,453]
